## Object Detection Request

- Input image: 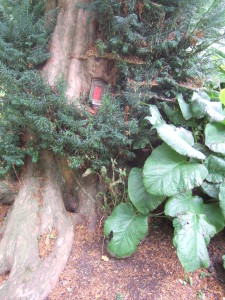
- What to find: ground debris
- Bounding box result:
[0,203,10,230]
[48,220,225,300]
[39,228,58,259]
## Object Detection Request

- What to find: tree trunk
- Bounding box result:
[0,180,19,205]
[44,0,117,102]
[0,1,115,298]
[0,153,75,300]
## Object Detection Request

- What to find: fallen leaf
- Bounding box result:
[102,255,109,262]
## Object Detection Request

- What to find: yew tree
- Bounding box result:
[0,0,123,298]
[1,0,225,299]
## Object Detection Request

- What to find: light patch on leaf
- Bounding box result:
[205,123,225,155]
[219,89,225,105]
[145,105,165,126]
[191,92,225,122]
[157,124,205,159]
[177,94,193,120]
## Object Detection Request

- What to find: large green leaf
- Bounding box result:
[193,143,212,158]
[146,105,205,160]
[146,105,205,159]
[201,181,220,199]
[205,123,225,155]
[173,213,216,272]
[162,103,185,125]
[218,183,225,219]
[177,94,193,120]
[191,92,225,122]
[190,92,209,118]
[145,105,165,126]
[165,192,203,217]
[174,127,195,145]
[205,155,225,183]
[143,144,208,197]
[203,203,225,233]
[128,168,165,214]
[104,203,149,258]
[219,89,225,105]
[157,124,205,160]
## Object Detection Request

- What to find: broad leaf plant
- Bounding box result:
[105,91,225,273]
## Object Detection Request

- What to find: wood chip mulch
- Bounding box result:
[47,218,225,300]
[0,204,224,299]
[0,203,10,230]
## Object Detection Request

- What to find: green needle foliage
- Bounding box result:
[0,0,56,174]
[91,0,225,111]
[0,0,138,176]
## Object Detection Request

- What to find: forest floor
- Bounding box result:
[0,203,224,300]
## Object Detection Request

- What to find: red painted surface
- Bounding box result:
[93,86,102,101]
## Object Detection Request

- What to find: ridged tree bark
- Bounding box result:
[0,1,115,299]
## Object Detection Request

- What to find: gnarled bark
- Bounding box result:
[0,180,19,205]
[0,152,75,300]
[0,1,116,298]
[44,0,117,102]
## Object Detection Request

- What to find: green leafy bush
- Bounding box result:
[105,92,225,272]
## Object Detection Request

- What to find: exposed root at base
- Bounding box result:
[39,228,58,259]
[0,152,75,300]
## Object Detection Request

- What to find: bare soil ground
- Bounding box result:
[0,204,224,300]
[47,217,225,300]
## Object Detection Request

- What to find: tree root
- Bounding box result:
[0,0,115,297]
[0,152,75,300]
[0,180,19,205]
